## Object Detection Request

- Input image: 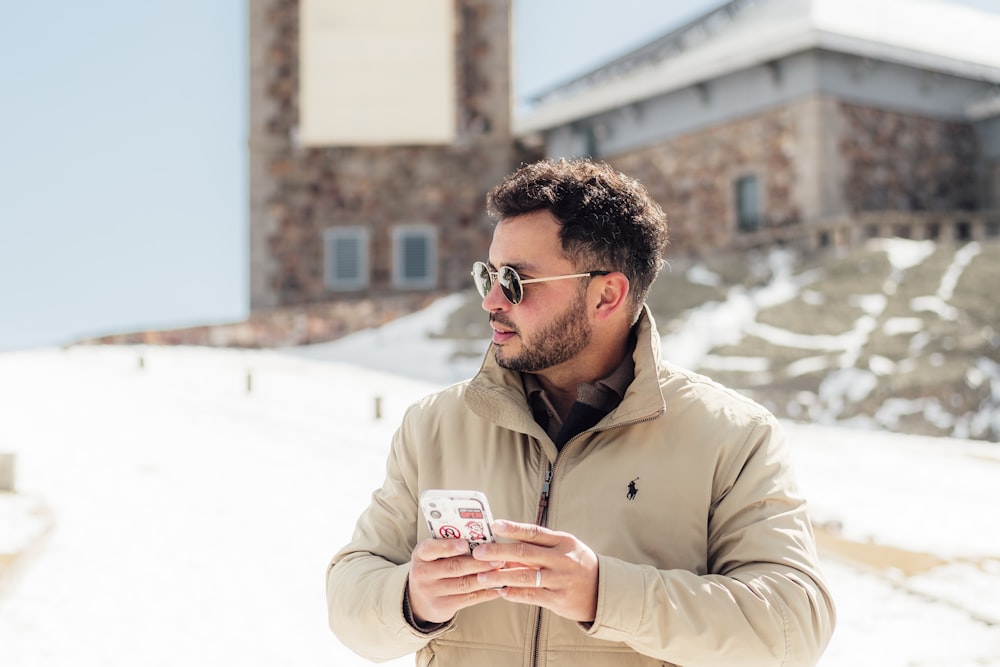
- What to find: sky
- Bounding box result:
[1,249,999,663]
[1,0,999,352]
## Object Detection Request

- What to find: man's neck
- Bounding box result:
[532,341,631,422]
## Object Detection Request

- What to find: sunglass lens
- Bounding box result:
[498,267,522,304]
[472,262,491,298]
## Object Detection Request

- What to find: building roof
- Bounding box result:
[516,0,1000,134]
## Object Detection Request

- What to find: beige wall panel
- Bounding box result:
[299,0,456,145]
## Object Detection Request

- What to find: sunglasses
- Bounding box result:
[471,261,610,305]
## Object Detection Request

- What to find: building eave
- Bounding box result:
[515,0,1000,136]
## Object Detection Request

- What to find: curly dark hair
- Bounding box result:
[486,158,669,319]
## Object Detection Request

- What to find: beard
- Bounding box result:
[494,289,592,373]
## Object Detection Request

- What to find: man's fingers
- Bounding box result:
[412,537,471,562]
[476,566,546,590]
[491,520,562,545]
[470,520,564,566]
[407,538,505,624]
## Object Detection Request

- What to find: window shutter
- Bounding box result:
[333,236,361,281]
[392,225,437,289]
[736,176,761,232]
[324,227,369,290]
[401,234,429,280]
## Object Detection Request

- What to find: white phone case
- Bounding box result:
[419,489,496,549]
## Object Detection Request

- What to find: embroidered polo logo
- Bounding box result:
[626,477,639,501]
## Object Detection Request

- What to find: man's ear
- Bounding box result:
[592,272,630,321]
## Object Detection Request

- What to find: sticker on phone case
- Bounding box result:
[438,525,461,539]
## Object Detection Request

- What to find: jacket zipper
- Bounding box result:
[531,460,553,667]
[529,413,662,666]
[534,464,553,525]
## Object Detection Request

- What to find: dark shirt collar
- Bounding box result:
[523,330,637,445]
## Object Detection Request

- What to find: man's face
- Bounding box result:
[481,211,593,373]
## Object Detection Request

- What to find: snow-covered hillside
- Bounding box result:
[1,292,999,664]
[655,239,1000,442]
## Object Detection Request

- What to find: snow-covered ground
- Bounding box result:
[1,240,998,665]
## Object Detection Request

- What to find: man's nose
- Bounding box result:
[480,280,510,312]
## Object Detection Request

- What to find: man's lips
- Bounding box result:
[492,329,516,344]
[490,318,517,344]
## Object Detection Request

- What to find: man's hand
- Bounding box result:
[407,537,504,625]
[471,520,599,623]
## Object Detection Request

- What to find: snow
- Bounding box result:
[660,250,818,370]
[911,295,960,320]
[0,493,46,555]
[0,345,425,667]
[938,242,981,301]
[868,238,936,271]
[685,262,722,288]
[883,317,923,336]
[2,240,999,665]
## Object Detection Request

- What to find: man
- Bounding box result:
[327,159,835,666]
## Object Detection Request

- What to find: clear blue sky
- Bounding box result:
[1,0,997,351]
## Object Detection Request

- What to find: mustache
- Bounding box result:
[489,314,517,332]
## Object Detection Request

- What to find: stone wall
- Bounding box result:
[81,293,441,349]
[249,0,519,311]
[838,102,979,213]
[604,97,982,257]
[608,103,803,255]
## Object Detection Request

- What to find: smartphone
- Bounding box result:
[419,489,496,550]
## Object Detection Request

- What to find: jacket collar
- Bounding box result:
[465,305,667,436]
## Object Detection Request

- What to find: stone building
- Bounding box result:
[248,0,518,314]
[236,0,1000,344]
[517,0,1000,255]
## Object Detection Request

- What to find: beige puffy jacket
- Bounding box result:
[327,308,835,666]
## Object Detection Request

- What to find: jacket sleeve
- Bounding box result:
[326,405,453,661]
[584,416,836,667]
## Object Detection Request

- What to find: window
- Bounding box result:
[393,225,437,289]
[735,175,762,233]
[324,227,369,291]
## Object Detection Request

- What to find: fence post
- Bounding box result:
[0,453,15,492]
